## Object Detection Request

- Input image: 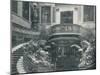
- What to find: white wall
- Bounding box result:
[81,22,96,29]
[55,4,80,24]
[55,4,95,29]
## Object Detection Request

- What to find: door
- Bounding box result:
[60,11,73,24]
[41,6,51,24]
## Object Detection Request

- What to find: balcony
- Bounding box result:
[48,24,82,42]
[49,24,82,36]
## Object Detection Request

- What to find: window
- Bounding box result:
[23,2,29,20]
[41,6,51,24]
[84,6,96,22]
[61,11,73,24]
[11,0,18,13]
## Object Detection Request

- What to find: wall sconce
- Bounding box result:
[74,7,78,11]
[56,8,59,12]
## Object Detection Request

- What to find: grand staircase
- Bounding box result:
[11,47,25,75]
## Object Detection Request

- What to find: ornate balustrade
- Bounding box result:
[49,24,82,35]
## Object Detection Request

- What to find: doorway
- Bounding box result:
[60,11,73,24]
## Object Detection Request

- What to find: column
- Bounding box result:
[17,1,23,17]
